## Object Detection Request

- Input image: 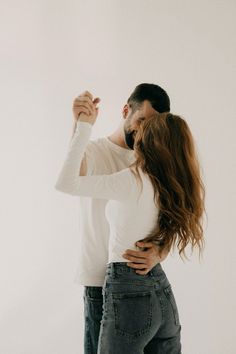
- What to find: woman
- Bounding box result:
[55,99,205,354]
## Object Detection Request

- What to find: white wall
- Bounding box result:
[0,0,235,353]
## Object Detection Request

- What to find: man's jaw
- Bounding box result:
[124,129,135,150]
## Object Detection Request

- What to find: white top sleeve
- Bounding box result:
[54,121,135,201]
[68,126,95,175]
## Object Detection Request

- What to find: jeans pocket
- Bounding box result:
[163,284,180,326]
[85,287,103,302]
[112,291,152,340]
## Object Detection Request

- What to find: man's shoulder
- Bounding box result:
[88,136,106,145]
[85,136,114,172]
[87,136,110,151]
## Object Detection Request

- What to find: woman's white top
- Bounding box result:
[55,121,159,264]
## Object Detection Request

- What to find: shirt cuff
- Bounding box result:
[75,120,93,132]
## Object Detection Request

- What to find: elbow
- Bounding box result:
[54,182,65,193]
[54,182,62,192]
[54,182,74,196]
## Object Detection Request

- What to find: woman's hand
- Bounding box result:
[72,90,100,125]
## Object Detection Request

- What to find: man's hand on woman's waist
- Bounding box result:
[122,241,169,275]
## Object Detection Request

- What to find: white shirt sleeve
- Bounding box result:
[54,121,136,201]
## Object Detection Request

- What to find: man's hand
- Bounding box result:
[122,241,170,275]
[72,90,100,125]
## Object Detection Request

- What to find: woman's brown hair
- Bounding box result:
[130,112,206,261]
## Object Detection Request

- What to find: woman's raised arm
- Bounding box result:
[55,120,135,201]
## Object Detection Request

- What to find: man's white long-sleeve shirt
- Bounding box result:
[55,120,158,286]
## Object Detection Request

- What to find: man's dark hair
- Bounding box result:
[127,83,170,113]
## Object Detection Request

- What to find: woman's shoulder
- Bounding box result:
[129,165,148,179]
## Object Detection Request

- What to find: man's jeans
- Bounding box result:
[83,262,182,354]
[83,285,103,354]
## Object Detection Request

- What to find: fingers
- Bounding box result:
[73,99,95,118]
[127,262,151,275]
[136,241,154,248]
[73,97,94,112]
[123,253,148,264]
[135,269,150,275]
[73,92,100,120]
[122,248,150,259]
[80,90,93,100]
[126,262,148,269]
[72,91,100,124]
[93,97,100,105]
[74,91,100,108]
[73,105,91,116]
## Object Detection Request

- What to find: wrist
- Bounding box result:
[75,120,93,133]
[78,117,93,125]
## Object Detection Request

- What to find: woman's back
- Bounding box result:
[104,167,159,263]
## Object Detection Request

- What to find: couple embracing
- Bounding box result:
[55,83,205,354]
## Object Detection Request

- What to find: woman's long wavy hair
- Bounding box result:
[129,112,206,261]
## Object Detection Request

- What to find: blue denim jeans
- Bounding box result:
[84,262,182,354]
[83,285,103,354]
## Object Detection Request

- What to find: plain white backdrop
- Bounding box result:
[0,0,235,353]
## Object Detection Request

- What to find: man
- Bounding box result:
[71,83,171,354]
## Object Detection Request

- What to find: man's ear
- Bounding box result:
[122,104,129,119]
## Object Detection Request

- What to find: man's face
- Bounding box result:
[123,100,158,149]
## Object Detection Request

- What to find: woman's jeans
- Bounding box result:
[84,262,182,354]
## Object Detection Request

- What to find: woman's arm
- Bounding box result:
[55,120,135,201]
[69,120,94,176]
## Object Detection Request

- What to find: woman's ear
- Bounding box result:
[122,104,129,119]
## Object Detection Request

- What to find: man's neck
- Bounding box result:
[107,127,131,150]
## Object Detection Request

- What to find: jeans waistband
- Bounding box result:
[106,261,165,277]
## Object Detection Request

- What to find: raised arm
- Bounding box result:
[55,119,135,201]
[69,92,98,176]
